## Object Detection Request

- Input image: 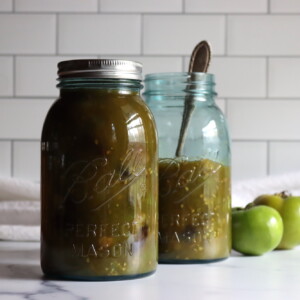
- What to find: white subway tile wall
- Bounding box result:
[16,56,69,97]
[143,15,225,55]
[228,16,300,56]
[209,57,267,98]
[0,1,300,182]
[270,0,300,13]
[185,0,268,13]
[0,57,13,96]
[183,56,266,97]
[268,58,300,98]
[58,14,141,55]
[100,0,182,13]
[15,56,96,97]
[231,142,268,181]
[15,0,98,12]
[0,0,12,11]
[269,142,300,175]
[13,141,40,181]
[0,15,56,54]
[107,56,183,75]
[0,142,11,177]
[0,100,53,139]
[227,100,300,140]
[216,99,225,114]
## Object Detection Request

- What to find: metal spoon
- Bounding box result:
[175,41,211,157]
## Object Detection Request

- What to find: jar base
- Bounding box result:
[42,270,156,281]
[158,257,228,264]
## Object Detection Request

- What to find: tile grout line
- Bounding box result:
[182,0,185,13]
[140,14,144,55]
[181,56,185,72]
[0,138,40,142]
[10,140,14,177]
[224,14,228,56]
[4,96,300,100]
[266,141,270,175]
[55,13,59,55]
[0,97,56,100]
[232,139,300,143]
[2,96,300,100]
[12,0,15,12]
[268,0,271,14]
[0,137,300,143]
[266,56,269,98]
[98,0,101,13]
[1,54,300,59]
[2,11,300,15]
[224,98,228,117]
[12,55,16,97]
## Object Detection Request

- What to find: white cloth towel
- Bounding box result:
[232,171,300,207]
[0,176,39,201]
[1,172,300,241]
[0,176,40,241]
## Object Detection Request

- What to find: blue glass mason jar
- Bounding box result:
[143,72,231,263]
[41,59,158,280]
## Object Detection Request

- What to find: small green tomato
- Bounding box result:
[232,205,283,256]
[279,196,300,249]
[253,194,283,212]
[253,193,300,249]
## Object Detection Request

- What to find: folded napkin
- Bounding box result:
[0,176,40,241]
[1,172,300,241]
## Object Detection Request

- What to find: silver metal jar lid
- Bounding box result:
[57,59,143,80]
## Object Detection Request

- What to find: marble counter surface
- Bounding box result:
[0,241,300,300]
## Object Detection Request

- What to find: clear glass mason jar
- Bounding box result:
[143,72,231,263]
[41,59,158,280]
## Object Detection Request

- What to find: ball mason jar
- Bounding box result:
[41,59,158,280]
[143,72,231,263]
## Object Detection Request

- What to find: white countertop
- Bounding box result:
[1,241,300,300]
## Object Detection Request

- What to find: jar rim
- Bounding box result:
[143,72,217,97]
[144,72,215,82]
[57,59,143,80]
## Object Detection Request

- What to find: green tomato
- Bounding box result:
[232,205,283,256]
[253,194,300,249]
[253,194,283,212]
[279,197,300,249]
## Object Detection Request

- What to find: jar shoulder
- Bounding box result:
[42,93,156,140]
[197,103,227,125]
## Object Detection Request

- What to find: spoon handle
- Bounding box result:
[175,41,211,157]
